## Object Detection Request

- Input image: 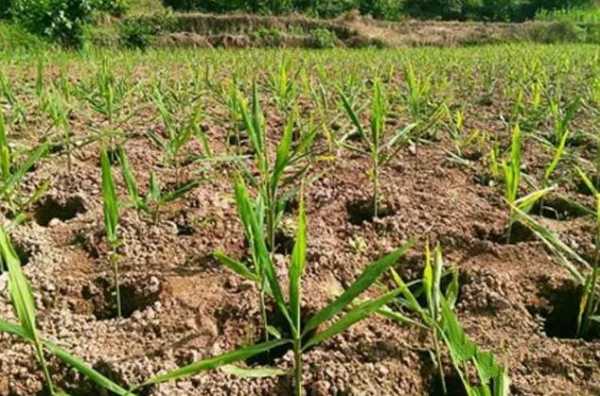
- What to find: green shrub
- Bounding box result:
[158,0,375,19]
[404,0,597,22]
[0,1,10,19]
[0,22,49,51]
[92,0,129,17]
[536,6,600,23]
[119,18,156,49]
[11,0,94,47]
[309,28,337,48]
[530,20,586,42]
[161,0,248,12]
[584,23,600,43]
[359,0,404,20]
[298,0,359,18]
[252,27,284,46]
[119,14,179,49]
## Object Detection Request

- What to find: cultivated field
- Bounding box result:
[0,45,599,395]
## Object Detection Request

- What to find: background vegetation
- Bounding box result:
[159,0,597,21]
[0,0,599,48]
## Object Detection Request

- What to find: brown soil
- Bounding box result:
[0,52,599,396]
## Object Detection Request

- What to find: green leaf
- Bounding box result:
[46,342,135,396]
[544,129,569,183]
[340,90,367,142]
[423,243,434,318]
[440,299,476,364]
[304,289,401,350]
[303,241,414,336]
[0,227,37,342]
[0,320,135,396]
[494,367,511,396]
[220,365,286,378]
[2,143,48,197]
[266,325,282,339]
[376,305,423,328]
[214,252,259,283]
[431,245,444,320]
[445,268,460,309]
[289,190,307,336]
[0,229,58,393]
[138,339,290,388]
[390,268,424,315]
[0,145,10,181]
[162,180,200,204]
[382,123,418,152]
[438,300,509,396]
[234,178,292,327]
[0,316,29,338]
[575,167,599,196]
[0,110,7,151]
[148,172,161,203]
[513,206,588,283]
[100,148,119,246]
[514,186,554,215]
[117,146,145,211]
[271,115,294,195]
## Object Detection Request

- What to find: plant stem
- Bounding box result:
[373,157,380,220]
[293,338,303,396]
[111,251,122,318]
[65,127,72,175]
[579,231,600,337]
[432,329,447,395]
[153,203,161,225]
[506,207,513,244]
[259,289,269,342]
[175,156,180,187]
[34,343,55,395]
[266,187,276,252]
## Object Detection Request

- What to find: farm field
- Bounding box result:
[0,44,599,396]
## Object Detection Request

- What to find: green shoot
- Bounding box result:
[43,89,73,173]
[147,172,199,223]
[117,146,200,223]
[268,59,297,112]
[0,227,56,395]
[0,72,26,124]
[574,167,600,336]
[341,79,417,219]
[514,193,599,338]
[549,97,580,145]
[404,63,432,121]
[213,183,414,395]
[237,83,315,251]
[0,228,136,396]
[100,148,122,317]
[150,89,210,185]
[501,123,553,241]
[439,300,511,396]
[0,112,50,218]
[35,58,44,98]
[501,124,522,222]
[385,244,509,396]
